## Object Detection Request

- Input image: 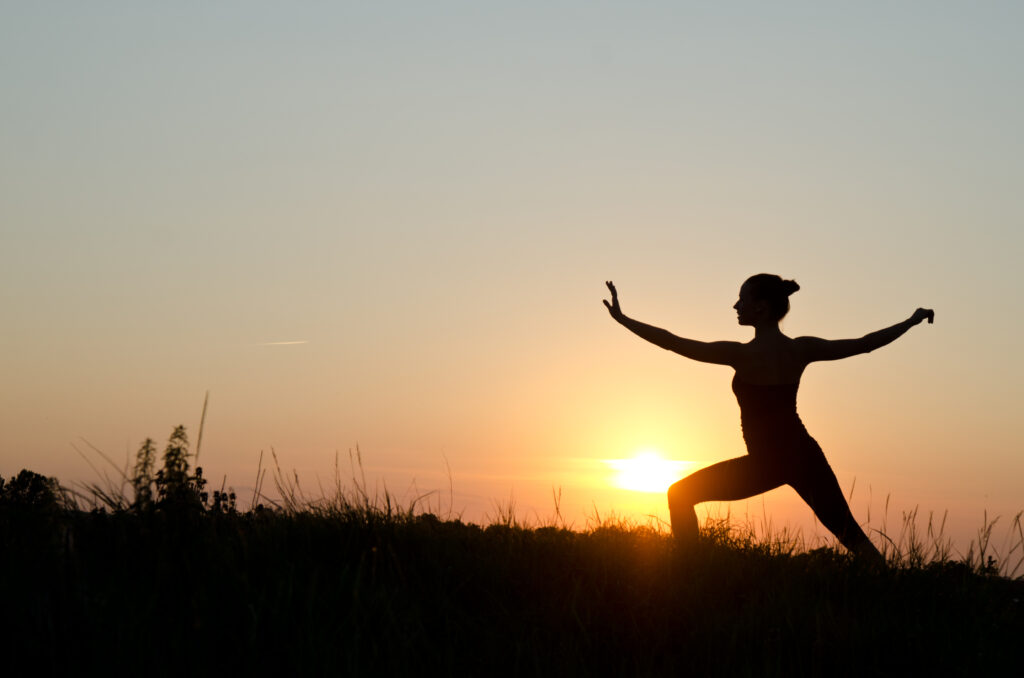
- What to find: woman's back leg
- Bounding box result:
[790,455,884,564]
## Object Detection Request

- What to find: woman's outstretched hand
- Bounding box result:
[603,281,624,321]
[910,308,935,325]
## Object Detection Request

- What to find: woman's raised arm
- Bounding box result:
[797,308,934,363]
[603,281,742,366]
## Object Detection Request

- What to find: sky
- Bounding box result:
[2,2,1022,555]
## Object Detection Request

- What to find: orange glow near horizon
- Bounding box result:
[606,450,694,494]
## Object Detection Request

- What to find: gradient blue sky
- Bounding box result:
[3,2,1022,550]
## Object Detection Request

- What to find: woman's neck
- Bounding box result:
[752,322,785,341]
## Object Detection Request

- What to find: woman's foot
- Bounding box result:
[853,540,886,568]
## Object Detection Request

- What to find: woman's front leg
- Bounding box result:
[667,455,781,543]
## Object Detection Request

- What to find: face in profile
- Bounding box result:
[733,284,763,326]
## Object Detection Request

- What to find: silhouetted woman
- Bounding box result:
[603,275,933,562]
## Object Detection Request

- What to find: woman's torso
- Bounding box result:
[730,334,807,385]
[730,335,813,456]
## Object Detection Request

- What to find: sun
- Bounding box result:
[606,450,693,493]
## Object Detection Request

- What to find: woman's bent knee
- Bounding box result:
[667,479,692,508]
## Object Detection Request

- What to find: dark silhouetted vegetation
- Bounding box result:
[2,426,1021,675]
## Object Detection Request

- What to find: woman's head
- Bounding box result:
[734,274,800,324]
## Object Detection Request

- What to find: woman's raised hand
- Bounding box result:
[603,281,623,320]
[910,308,935,325]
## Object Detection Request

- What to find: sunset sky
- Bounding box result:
[3,3,1022,552]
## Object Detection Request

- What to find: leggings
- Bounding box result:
[667,436,872,551]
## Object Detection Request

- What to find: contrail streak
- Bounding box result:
[255,340,309,346]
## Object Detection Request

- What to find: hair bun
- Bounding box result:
[782,279,800,296]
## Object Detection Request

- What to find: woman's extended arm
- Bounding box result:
[798,308,934,362]
[603,281,741,365]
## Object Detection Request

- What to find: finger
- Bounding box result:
[926,310,934,324]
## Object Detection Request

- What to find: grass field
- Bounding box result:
[2,429,1022,675]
